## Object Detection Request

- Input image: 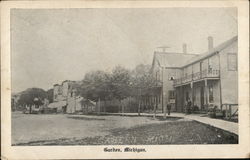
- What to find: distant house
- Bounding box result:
[49,80,96,114]
[53,80,76,102]
[67,95,96,114]
[150,36,238,114]
[48,80,76,113]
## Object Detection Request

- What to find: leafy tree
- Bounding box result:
[130,64,156,115]
[110,65,131,100]
[131,64,155,89]
[79,64,157,114]
[17,88,47,113]
[80,70,111,102]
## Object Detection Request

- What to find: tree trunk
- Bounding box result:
[29,104,32,114]
[138,97,141,116]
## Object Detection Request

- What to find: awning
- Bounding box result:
[48,101,67,109]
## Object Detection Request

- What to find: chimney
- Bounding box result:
[208,36,213,51]
[183,43,187,54]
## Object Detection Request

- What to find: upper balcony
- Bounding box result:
[173,69,220,86]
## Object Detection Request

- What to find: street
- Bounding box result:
[12,112,238,145]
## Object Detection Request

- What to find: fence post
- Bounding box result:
[229,104,232,120]
[225,104,228,119]
[98,98,101,115]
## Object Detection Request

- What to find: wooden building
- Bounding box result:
[174,36,238,113]
[150,36,238,114]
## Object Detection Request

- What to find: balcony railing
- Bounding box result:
[173,69,220,86]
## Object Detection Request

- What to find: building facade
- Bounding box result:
[151,45,198,112]
[53,80,76,102]
[174,36,238,112]
[151,36,238,113]
[50,80,77,112]
[51,80,96,114]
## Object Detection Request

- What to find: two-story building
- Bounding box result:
[53,80,76,102]
[49,80,76,112]
[174,36,238,113]
[151,44,198,112]
[150,36,238,114]
[50,80,96,114]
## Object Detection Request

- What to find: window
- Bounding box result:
[208,85,214,103]
[227,53,237,71]
[169,90,175,99]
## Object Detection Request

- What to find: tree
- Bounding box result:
[111,66,131,100]
[80,70,111,102]
[17,88,47,113]
[130,64,155,115]
[110,66,131,114]
[80,66,132,113]
[79,64,157,115]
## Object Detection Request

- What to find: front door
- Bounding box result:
[200,86,204,110]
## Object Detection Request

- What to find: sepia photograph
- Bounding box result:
[1,1,249,159]
[10,7,239,146]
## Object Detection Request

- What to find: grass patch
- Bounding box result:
[14,121,238,145]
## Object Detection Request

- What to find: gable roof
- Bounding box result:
[152,52,198,68]
[182,36,238,68]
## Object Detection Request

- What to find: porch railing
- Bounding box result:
[173,69,220,86]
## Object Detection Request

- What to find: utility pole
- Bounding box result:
[138,87,141,116]
[163,67,167,119]
[153,71,158,119]
[157,46,170,52]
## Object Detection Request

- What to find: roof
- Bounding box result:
[182,36,238,68]
[152,52,198,68]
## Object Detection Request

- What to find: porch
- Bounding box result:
[173,69,220,87]
[175,78,221,113]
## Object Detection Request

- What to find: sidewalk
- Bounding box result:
[105,112,238,135]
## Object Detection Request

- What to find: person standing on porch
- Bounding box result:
[187,98,192,114]
[167,103,171,115]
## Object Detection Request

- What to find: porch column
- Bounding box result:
[161,87,164,113]
[205,79,208,110]
[156,95,158,110]
[181,86,184,112]
[191,82,194,109]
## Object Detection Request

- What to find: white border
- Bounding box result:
[1,1,249,159]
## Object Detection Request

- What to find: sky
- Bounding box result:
[11,8,237,93]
